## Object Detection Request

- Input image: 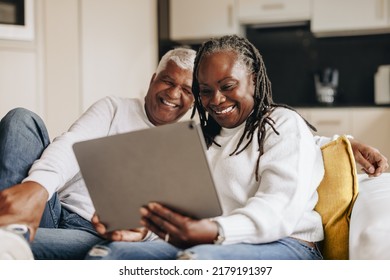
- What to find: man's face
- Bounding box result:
[144,60,194,126]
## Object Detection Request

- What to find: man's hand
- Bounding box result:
[349,139,389,177]
[91,214,148,242]
[0,181,48,241]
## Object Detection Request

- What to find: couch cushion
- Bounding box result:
[315,135,359,260]
[349,173,390,259]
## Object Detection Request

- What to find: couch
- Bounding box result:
[349,173,390,259]
[317,135,390,260]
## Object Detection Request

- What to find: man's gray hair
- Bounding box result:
[156,47,196,75]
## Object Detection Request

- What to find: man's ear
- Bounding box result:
[149,73,157,86]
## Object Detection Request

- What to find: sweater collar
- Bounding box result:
[219,121,246,138]
[142,100,156,128]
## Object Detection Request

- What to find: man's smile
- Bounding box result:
[161,98,179,108]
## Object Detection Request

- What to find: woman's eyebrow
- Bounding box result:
[217,76,235,84]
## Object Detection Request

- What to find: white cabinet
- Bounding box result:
[170,0,239,42]
[311,0,390,37]
[351,108,390,161]
[303,108,353,137]
[170,0,390,40]
[297,107,390,160]
[237,0,311,25]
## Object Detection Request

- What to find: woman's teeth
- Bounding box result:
[214,105,234,115]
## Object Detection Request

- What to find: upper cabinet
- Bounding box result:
[169,0,239,42]
[311,0,390,37]
[168,0,390,42]
[237,0,311,25]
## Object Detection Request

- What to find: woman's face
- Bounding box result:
[197,51,255,129]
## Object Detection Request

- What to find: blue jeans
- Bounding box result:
[85,238,323,260]
[0,108,104,259]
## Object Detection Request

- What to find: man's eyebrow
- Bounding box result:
[159,74,173,80]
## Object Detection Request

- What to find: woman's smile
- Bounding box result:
[212,104,236,115]
[198,51,255,128]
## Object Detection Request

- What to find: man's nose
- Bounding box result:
[167,86,181,99]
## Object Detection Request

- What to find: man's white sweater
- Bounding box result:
[23,96,154,221]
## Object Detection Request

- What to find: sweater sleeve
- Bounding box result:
[23,96,119,199]
[213,109,325,244]
[313,134,354,147]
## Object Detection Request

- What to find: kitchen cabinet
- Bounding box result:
[351,108,390,161]
[297,107,390,160]
[300,108,353,137]
[169,0,239,42]
[311,0,390,37]
[237,0,311,25]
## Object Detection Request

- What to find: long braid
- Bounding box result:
[192,35,315,181]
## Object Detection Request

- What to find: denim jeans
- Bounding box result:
[0,108,104,259]
[85,238,323,260]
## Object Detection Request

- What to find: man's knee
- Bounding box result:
[1,108,43,130]
[1,108,49,146]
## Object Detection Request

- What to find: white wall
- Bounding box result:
[0,0,158,138]
[0,49,41,114]
[81,0,158,111]
[44,0,81,137]
[0,0,44,123]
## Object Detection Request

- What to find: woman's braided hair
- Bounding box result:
[191,35,315,181]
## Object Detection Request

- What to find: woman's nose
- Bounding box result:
[210,90,226,105]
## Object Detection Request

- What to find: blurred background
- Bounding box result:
[1,0,389,158]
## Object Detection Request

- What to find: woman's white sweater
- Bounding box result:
[209,108,325,244]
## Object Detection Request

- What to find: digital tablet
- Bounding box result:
[73,121,222,231]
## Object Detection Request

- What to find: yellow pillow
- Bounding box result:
[314,135,359,260]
